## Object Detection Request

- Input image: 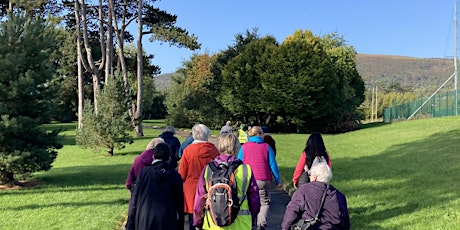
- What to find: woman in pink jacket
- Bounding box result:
[237,126,281,230]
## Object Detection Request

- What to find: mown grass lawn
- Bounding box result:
[274,116,460,229]
[1,117,459,229]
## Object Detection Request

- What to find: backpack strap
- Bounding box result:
[205,159,240,187]
[205,162,217,190]
[226,160,242,176]
[313,183,329,221]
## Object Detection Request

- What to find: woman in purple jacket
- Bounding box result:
[125,137,165,191]
[194,133,260,229]
[281,157,350,230]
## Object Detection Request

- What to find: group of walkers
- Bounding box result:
[124,121,349,230]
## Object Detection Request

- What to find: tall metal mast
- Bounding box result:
[455,0,458,115]
[408,1,459,119]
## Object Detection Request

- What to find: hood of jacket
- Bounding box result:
[248,136,264,143]
[190,141,219,159]
[138,149,154,165]
[159,131,174,139]
[213,154,237,164]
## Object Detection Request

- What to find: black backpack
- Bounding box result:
[204,159,248,227]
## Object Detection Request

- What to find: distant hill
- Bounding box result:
[154,54,457,94]
[154,73,179,92]
[356,54,455,94]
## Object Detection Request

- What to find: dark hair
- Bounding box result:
[154,143,171,160]
[261,126,269,133]
[303,132,329,169]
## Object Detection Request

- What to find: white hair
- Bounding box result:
[164,125,176,134]
[310,156,332,183]
[192,124,210,141]
[146,137,165,150]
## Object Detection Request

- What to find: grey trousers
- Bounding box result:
[256,180,272,228]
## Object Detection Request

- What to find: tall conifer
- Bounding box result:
[0,12,62,184]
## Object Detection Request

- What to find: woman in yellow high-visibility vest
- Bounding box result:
[238,124,248,144]
[193,134,260,229]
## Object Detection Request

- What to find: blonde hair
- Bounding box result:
[146,137,165,150]
[218,134,241,156]
[248,126,263,137]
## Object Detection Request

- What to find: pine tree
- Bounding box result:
[76,75,133,156]
[0,12,62,184]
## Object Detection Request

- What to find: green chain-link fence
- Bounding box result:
[383,91,459,122]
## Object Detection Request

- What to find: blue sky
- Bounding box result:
[143,0,456,74]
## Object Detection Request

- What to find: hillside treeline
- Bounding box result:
[356,54,454,94]
[165,29,365,133]
[356,54,456,118]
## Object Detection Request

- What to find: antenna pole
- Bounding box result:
[455,0,458,115]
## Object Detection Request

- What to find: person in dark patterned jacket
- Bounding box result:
[281,157,349,230]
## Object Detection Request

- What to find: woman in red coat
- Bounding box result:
[292,132,331,188]
[178,124,220,229]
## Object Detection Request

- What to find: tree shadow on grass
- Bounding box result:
[0,164,133,208]
[358,121,389,130]
[57,129,160,147]
[35,164,133,188]
[0,184,125,196]
[59,134,76,145]
[9,199,128,211]
[134,135,159,141]
[332,129,460,229]
[118,151,142,156]
[42,122,78,132]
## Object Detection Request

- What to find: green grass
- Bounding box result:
[0,123,167,230]
[1,117,459,229]
[273,116,460,229]
[142,119,167,128]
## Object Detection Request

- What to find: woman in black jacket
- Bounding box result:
[126,143,184,230]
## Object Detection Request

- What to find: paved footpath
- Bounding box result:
[265,186,292,230]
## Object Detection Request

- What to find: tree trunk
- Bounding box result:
[75,0,84,130]
[0,171,15,185]
[92,73,100,114]
[77,49,84,130]
[105,2,113,83]
[97,0,107,79]
[134,0,144,137]
[79,0,103,114]
[108,147,113,156]
[109,0,141,136]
